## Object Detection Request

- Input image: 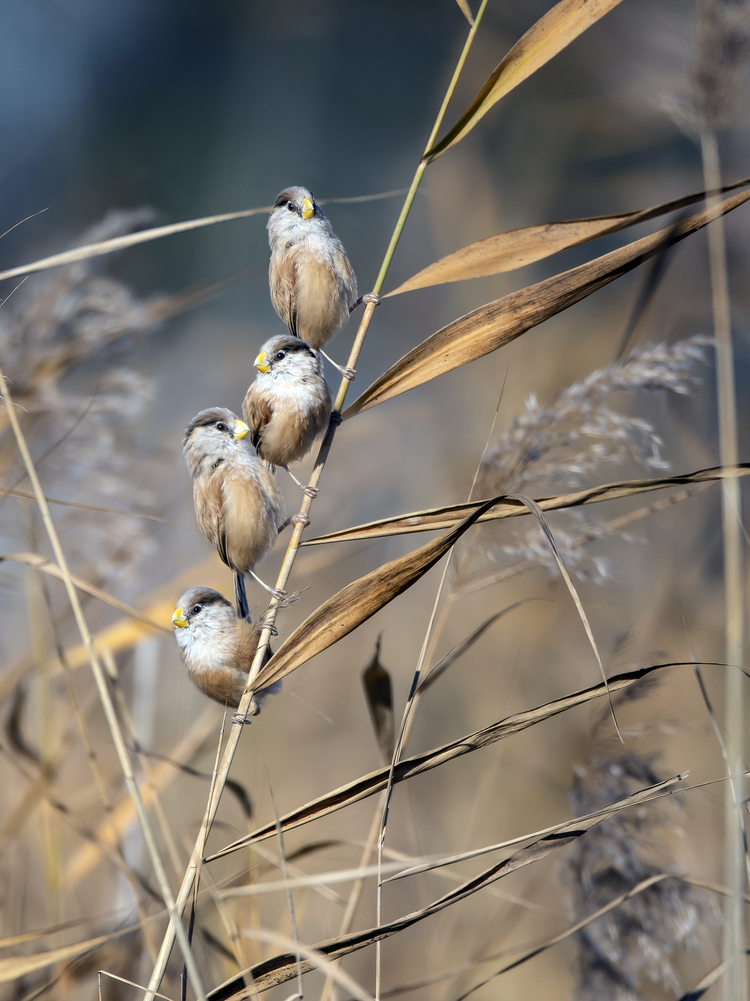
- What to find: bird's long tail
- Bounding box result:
[234,571,250,620]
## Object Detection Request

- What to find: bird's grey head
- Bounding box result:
[182,407,251,478]
[172,587,238,654]
[267,186,333,247]
[254,334,324,384]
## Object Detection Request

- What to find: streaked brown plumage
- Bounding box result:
[182,407,287,617]
[171,587,279,715]
[243,335,333,495]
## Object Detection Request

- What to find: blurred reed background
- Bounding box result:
[1,1,749,999]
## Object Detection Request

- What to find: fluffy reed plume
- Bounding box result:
[564,682,718,1001]
[461,338,709,589]
[665,0,750,140]
[0,210,166,586]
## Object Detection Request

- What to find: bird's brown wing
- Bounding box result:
[194,474,226,560]
[242,386,274,453]
[269,250,299,336]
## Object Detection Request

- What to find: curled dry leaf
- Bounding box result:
[344,189,750,420]
[302,465,750,546]
[250,496,502,693]
[362,636,395,763]
[385,176,750,295]
[423,0,626,163]
[206,774,682,1000]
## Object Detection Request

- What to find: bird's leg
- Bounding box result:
[250,570,286,601]
[350,292,381,312]
[257,615,278,636]
[279,512,310,532]
[329,410,343,427]
[320,349,355,381]
[232,698,260,724]
[285,466,318,499]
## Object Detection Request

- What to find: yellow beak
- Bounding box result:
[172,606,188,628]
[233,419,250,440]
[302,197,314,219]
[254,351,270,374]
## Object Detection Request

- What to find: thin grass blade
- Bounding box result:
[510,494,619,737]
[303,464,750,546]
[208,662,701,862]
[206,776,683,1000]
[0,551,170,633]
[344,190,750,419]
[423,0,626,163]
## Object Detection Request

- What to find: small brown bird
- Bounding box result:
[171,587,280,715]
[243,334,333,497]
[267,186,378,378]
[182,407,287,618]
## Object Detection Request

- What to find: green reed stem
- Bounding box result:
[702,130,748,1001]
[144,7,489,998]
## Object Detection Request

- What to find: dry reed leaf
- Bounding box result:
[385,176,750,294]
[510,493,615,736]
[63,707,218,888]
[303,464,750,546]
[453,873,674,1000]
[208,661,684,862]
[0,915,103,949]
[251,497,502,693]
[0,552,170,633]
[677,959,728,1000]
[0,207,271,284]
[207,775,682,999]
[0,189,402,284]
[0,929,124,983]
[455,0,474,25]
[344,190,750,419]
[423,0,626,163]
[6,487,196,530]
[362,636,395,763]
[47,556,226,672]
[417,602,534,696]
[220,860,409,898]
[389,791,677,881]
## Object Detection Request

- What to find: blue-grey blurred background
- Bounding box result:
[1,1,747,998]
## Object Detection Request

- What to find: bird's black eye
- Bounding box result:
[275,350,286,360]
[191,604,202,616]
[215,422,227,432]
[287,201,296,212]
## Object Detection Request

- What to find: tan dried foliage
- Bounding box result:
[344,189,750,419]
[385,177,750,295]
[424,0,626,162]
[250,496,501,692]
[303,464,750,546]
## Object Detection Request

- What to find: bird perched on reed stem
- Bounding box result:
[172,587,280,715]
[182,407,287,618]
[267,185,379,379]
[243,334,333,497]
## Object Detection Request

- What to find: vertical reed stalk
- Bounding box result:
[701,131,748,1001]
[143,4,490,997]
[0,365,206,1001]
